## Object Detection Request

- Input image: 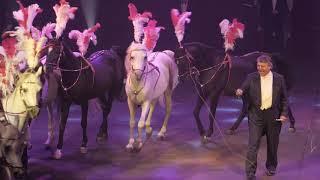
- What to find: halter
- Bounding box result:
[2,81,39,124]
[127,48,161,96]
[175,46,231,87]
[45,43,94,92]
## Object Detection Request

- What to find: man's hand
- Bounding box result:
[235,89,243,97]
[278,115,288,122]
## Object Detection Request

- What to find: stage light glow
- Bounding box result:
[80,0,98,27]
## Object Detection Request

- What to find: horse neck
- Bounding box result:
[1,89,27,131]
[60,48,82,69]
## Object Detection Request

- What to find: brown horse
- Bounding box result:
[174,42,295,142]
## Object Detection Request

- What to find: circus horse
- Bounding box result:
[43,39,126,159]
[0,68,43,179]
[174,42,295,142]
[125,42,178,152]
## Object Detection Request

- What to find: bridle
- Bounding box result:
[44,42,93,92]
[127,48,160,96]
[175,46,231,87]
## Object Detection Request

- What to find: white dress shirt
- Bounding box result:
[260,71,273,110]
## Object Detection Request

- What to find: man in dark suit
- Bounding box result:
[235,55,288,180]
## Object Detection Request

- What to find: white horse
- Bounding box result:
[125,42,178,151]
[0,67,42,178]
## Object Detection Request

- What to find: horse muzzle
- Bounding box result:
[26,106,40,119]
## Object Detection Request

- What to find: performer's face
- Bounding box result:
[257,62,271,77]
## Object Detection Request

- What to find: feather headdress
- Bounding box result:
[170,9,191,45]
[69,23,101,56]
[142,20,164,52]
[219,18,245,51]
[128,3,152,43]
[53,0,78,38]
[12,1,43,33]
[0,35,25,96]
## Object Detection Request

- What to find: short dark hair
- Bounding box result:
[257,55,273,68]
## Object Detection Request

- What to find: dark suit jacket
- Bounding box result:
[240,72,288,124]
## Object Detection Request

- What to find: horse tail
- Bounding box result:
[163,50,179,90]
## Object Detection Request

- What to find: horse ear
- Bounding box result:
[35,66,43,77]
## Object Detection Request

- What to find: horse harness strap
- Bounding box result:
[60,56,95,92]
[130,53,161,96]
[182,48,232,87]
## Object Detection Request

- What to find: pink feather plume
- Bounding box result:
[13,1,42,33]
[170,9,191,44]
[128,3,152,43]
[53,0,78,38]
[219,18,245,51]
[69,23,101,56]
[142,20,164,52]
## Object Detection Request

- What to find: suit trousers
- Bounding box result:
[245,108,282,177]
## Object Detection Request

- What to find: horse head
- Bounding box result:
[0,122,27,177]
[174,45,192,81]
[44,38,64,73]
[16,67,43,120]
[125,42,148,80]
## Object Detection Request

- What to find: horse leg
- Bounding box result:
[126,98,137,151]
[158,91,172,140]
[227,96,248,135]
[207,93,221,138]
[80,101,89,153]
[44,103,55,147]
[136,101,150,150]
[54,100,71,159]
[145,100,156,139]
[96,94,114,144]
[193,96,206,138]
[288,106,296,132]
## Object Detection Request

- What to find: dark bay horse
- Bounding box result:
[174,42,295,142]
[44,39,126,159]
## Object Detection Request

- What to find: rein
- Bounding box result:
[176,48,231,87]
[46,43,95,92]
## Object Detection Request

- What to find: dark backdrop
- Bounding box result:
[1,0,319,87]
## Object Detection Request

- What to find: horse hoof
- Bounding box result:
[133,141,143,152]
[201,136,210,144]
[27,143,33,150]
[289,127,296,133]
[157,132,166,140]
[125,144,134,153]
[80,146,88,154]
[96,134,107,145]
[146,128,153,139]
[226,129,235,135]
[53,149,62,159]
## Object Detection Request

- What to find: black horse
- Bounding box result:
[174,42,295,142]
[44,39,126,159]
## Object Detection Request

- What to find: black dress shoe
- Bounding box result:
[266,169,276,176]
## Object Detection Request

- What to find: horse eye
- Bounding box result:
[21,88,27,93]
[130,56,134,60]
